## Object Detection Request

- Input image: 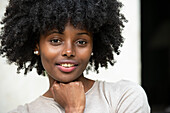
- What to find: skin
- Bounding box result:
[36,23,95,112]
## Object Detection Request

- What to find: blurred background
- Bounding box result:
[0,0,169,113]
[141,0,170,113]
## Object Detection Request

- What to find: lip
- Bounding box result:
[57,60,79,65]
[55,60,78,73]
[57,65,77,73]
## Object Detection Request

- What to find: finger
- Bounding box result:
[74,81,84,88]
[53,82,60,90]
[52,83,61,100]
[59,82,66,89]
[69,81,80,85]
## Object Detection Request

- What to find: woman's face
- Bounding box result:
[38,23,93,83]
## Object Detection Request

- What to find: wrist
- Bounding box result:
[65,106,84,113]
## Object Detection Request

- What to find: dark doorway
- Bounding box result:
[141,0,170,112]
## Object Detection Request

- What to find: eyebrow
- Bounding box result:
[46,31,90,36]
[77,32,90,36]
[47,31,63,35]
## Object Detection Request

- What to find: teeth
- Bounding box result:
[60,63,74,67]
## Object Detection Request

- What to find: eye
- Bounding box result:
[50,38,62,45]
[77,40,87,46]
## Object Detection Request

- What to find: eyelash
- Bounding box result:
[50,39,62,45]
[76,40,87,46]
[49,38,87,46]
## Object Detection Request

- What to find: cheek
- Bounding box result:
[77,48,92,64]
[40,53,51,67]
[40,46,60,69]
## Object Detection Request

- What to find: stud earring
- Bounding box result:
[91,52,93,56]
[34,50,39,55]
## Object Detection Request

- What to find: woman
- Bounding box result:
[0,0,150,112]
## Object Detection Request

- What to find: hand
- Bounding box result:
[50,81,86,113]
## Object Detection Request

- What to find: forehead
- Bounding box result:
[42,23,92,36]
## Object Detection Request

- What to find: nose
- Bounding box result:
[61,42,75,57]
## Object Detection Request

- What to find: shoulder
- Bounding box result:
[8,104,29,113]
[8,97,42,113]
[8,96,60,113]
[98,80,145,95]
[98,80,151,113]
[98,80,147,96]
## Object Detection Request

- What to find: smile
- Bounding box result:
[60,63,75,68]
[55,61,78,73]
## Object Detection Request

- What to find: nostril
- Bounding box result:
[63,54,67,56]
[62,53,74,57]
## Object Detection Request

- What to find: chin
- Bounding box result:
[56,74,82,83]
[55,78,76,83]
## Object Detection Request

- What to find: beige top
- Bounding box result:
[8,80,150,113]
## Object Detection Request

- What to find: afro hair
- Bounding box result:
[0,0,127,75]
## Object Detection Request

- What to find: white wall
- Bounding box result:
[87,0,141,83]
[0,0,141,112]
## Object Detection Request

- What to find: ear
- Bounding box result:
[36,44,39,50]
[34,44,40,55]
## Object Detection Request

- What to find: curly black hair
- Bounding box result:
[0,0,127,75]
